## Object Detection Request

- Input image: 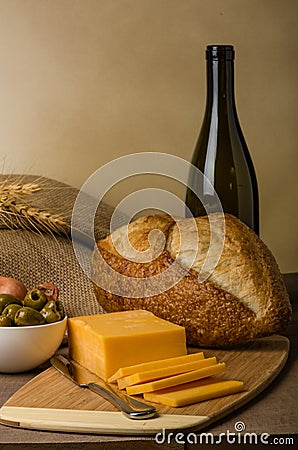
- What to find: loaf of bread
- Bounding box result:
[91,213,291,347]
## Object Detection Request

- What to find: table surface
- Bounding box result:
[0,273,297,449]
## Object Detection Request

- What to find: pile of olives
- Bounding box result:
[0,286,65,327]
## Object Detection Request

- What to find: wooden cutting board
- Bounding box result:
[0,335,289,435]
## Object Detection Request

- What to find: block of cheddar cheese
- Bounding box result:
[117,357,217,389]
[108,352,205,383]
[67,310,187,381]
[143,378,245,407]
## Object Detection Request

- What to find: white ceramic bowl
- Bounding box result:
[0,316,67,373]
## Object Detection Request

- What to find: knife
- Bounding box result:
[50,355,156,420]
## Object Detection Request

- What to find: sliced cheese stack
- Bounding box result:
[117,356,217,390]
[143,378,245,407]
[126,362,226,395]
[110,351,244,406]
[67,310,187,381]
[108,352,205,382]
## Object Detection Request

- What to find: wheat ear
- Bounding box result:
[0,198,70,236]
[0,182,41,196]
[0,179,70,236]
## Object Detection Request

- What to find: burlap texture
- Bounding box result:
[0,174,119,317]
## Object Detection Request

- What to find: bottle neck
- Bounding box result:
[205,58,236,113]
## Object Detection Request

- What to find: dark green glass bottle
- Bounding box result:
[185,45,259,235]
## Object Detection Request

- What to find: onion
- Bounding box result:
[0,276,27,301]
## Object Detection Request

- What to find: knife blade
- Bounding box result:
[50,355,156,420]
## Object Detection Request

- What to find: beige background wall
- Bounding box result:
[0,0,297,273]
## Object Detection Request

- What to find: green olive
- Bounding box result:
[41,307,61,324]
[56,300,65,319]
[2,303,22,322]
[23,289,47,311]
[0,315,12,327]
[14,307,46,326]
[46,299,65,319]
[40,300,62,323]
[0,294,22,314]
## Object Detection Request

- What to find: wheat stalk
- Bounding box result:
[0,179,70,236]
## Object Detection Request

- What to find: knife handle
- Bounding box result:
[88,382,156,420]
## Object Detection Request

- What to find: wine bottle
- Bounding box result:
[185,45,259,235]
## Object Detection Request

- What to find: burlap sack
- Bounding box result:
[0,174,119,317]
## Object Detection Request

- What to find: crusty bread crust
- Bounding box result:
[92,214,291,347]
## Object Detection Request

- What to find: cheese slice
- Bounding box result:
[117,356,217,389]
[68,310,187,381]
[126,362,226,395]
[108,352,205,383]
[143,378,244,407]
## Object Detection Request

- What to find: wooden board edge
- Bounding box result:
[203,335,291,427]
[0,406,209,436]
